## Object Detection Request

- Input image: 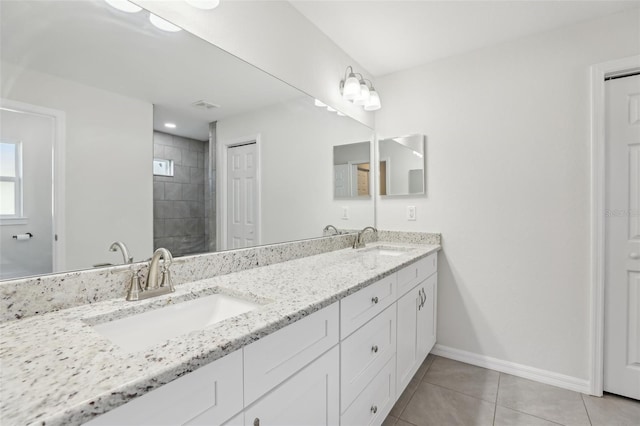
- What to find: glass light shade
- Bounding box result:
[314,99,326,107]
[105,0,142,13]
[342,73,361,101]
[149,13,182,32]
[364,90,381,111]
[185,0,220,9]
[353,83,370,106]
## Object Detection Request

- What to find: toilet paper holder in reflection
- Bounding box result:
[12,232,33,240]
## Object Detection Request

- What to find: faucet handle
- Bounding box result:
[160,265,175,292]
[126,269,144,301]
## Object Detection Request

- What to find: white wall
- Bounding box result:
[133,0,375,128]
[217,97,374,247]
[1,62,153,270]
[375,10,640,381]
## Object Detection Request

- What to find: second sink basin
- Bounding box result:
[360,245,412,257]
[92,293,263,353]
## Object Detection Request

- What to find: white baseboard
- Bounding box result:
[431,344,592,395]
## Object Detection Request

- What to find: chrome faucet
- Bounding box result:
[110,241,133,264]
[323,224,340,235]
[126,248,175,301]
[353,226,378,249]
[146,248,174,292]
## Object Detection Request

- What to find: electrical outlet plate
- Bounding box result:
[407,206,416,221]
[342,206,349,220]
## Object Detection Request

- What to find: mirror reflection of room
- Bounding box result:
[378,134,425,196]
[0,0,374,280]
[333,141,371,198]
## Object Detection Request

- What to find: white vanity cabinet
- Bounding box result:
[396,254,438,395]
[83,250,439,426]
[339,274,398,426]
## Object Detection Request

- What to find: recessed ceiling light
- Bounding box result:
[185,0,220,10]
[164,123,177,129]
[149,13,182,32]
[314,99,326,107]
[104,0,142,13]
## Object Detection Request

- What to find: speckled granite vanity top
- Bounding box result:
[0,242,439,425]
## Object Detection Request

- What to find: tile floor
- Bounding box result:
[384,355,640,426]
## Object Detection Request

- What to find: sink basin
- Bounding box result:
[360,246,412,257]
[92,293,262,353]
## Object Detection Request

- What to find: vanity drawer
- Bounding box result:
[244,302,339,405]
[340,273,396,338]
[86,349,243,426]
[397,252,437,297]
[341,303,396,411]
[340,355,396,426]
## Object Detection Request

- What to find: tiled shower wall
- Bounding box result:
[153,131,208,257]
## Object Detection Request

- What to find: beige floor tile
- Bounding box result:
[494,406,562,426]
[382,415,398,426]
[422,356,500,402]
[395,419,418,426]
[390,354,436,417]
[390,373,422,417]
[582,393,640,426]
[400,382,495,426]
[497,374,590,426]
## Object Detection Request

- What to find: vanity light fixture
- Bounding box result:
[149,13,182,32]
[164,123,177,129]
[340,66,382,111]
[185,0,220,10]
[104,0,142,13]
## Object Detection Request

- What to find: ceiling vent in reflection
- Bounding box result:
[191,100,220,110]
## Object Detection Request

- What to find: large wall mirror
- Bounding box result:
[0,0,374,280]
[379,134,426,197]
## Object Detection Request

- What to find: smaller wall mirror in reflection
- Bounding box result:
[379,134,426,197]
[333,141,371,199]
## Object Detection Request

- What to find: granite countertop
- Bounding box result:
[0,242,440,425]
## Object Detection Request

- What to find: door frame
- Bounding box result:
[589,55,640,396]
[217,133,262,251]
[0,98,66,272]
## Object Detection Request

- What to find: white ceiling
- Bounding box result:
[1,0,303,140]
[291,0,640,77]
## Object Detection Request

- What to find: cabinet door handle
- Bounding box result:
[254,418,260,426]
[371,345,379,353]
[371,296,379,304]
[371,405,378,414]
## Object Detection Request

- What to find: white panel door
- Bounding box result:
[604,74,640,400]
[227,143,258,249]
[0,107,54,279]
[334,164,351,197]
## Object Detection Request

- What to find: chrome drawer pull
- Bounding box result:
[371,345,379,353]
[371,405,378,414]
[371,296,379,304]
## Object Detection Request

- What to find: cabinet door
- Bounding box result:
[395,287,419,394]
[417,274,437,362]
[244,346,339,426]
[86,350,243,426]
